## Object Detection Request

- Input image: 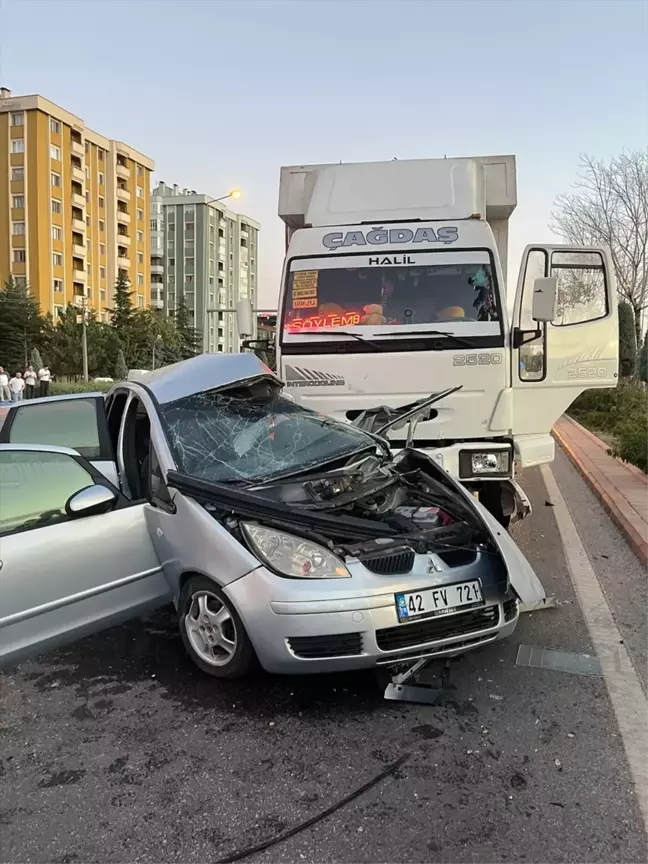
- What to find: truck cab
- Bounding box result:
[264,156,618,526]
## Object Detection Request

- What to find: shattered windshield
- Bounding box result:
[160,387,376,483]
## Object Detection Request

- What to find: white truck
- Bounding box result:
[260,156,619,526]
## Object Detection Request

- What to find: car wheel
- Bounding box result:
[178,576,256,679]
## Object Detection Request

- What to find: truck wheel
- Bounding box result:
[478,484,511,530]
[178,576,257,679]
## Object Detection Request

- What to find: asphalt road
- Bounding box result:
[1,448,646,864]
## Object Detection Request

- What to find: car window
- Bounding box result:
[0,450,96,536]
[8,399,101,458]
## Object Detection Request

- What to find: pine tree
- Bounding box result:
[0,276,44,373]
[30,346,44,372]
[174,298,202,359]
[111,271,133,330]
[115,349,128,380]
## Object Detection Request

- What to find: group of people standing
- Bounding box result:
[0,364,51,402]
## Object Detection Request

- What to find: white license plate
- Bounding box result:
[395,580,484,622]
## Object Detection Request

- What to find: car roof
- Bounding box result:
[124,353,281,405]
[0,442,81,456]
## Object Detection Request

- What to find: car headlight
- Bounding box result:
[241,523,351,579]
[471,451,510,474]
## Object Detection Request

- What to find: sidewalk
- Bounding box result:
[553,415,648,564]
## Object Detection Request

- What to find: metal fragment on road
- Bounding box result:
[516,645,602,677]
[519,596,557,614]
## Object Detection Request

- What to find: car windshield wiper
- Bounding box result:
[291,330,385,351]
[374,329,474,348]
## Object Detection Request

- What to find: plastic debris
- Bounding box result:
[489,694,503,701]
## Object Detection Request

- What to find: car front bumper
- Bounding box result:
[225,566,519,675]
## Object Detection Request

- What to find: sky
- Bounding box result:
[1,0,646,308]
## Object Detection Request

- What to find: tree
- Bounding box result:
[30,346,44,371]
[618,301,637,377]
[173,298,202,359]
[551,152,648,346]
[0,276,45,373]
[115,349,128,380]
[639,330,648,384]
[111,271,133,331]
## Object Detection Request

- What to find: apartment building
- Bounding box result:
[0,88,154,318]
[150,182,260,353]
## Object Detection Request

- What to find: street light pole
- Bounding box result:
[75,294,89,382]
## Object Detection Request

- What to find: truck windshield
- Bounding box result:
[282,251,500,337]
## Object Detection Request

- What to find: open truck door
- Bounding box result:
[511,245,618,468]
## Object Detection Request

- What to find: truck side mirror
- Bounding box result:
[531,277,557,323]
[236,300,254,337]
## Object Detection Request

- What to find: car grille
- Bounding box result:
[359,547,415,575]
[287,633,364,659]
[376,605,500,652]
[503,596,519,621]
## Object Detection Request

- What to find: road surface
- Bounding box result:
[1,447,646,864]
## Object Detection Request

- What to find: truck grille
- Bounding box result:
[287,633,363,659]
[376,606,500,652]
[359,547,415,575]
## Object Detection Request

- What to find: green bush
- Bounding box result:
[51,380,112,395]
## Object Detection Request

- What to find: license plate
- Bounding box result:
[395,580,484,622]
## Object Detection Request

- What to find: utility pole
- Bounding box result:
[75,294,89,382]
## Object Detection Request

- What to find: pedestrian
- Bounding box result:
[38,364,51,397]
[0,366,10,402]
[24,365,37,399]
[9,371,25,402]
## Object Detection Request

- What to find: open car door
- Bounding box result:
[0,393,118,487]
[0,444,171,669]
[510,244,618,469]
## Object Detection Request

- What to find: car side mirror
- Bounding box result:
[531,277,558,323]
[65,485,117,518]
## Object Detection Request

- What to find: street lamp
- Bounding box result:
[212,189,241,203]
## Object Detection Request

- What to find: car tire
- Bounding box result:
[178,576,257,679]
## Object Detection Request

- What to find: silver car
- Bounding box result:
[0,354,546,678]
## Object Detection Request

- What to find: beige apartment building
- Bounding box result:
[0,88,154,318]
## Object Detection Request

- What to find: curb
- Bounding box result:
[552,420,648,565]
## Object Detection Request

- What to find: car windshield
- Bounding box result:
[283,251,500,336]
[160,386,376,483]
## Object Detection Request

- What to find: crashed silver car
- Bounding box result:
[0,354,545,678]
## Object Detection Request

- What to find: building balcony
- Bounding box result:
[116,187,130,202]
[116,163,130,180]
[151,263,164,275]
[72,218,86,232]
[71,165,85,184]
[117,210,130,224]
[71,140,85,158]
[117,255,130,268]
[72,268,86,283]
[73,243,86,258]
[72,193,85,208]
[151,297,164,309]
[117,233,131,246]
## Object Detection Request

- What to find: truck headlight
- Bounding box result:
[459,448,512,478]
[241,523,351,579]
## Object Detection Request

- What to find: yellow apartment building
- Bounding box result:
[0,88,154,319]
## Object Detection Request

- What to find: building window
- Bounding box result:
[185,222,195,232]
[100,267,107,281]
[137,231,144,243]
[52,226,62,241]
[54,279,63,292]
[13,249,26,263]
[137,252,144,264]
[137,208,144,221]
[185,275,194,284]
[137,165,144,177]
[51,172,61,188]
[11,139,25,154]
[11,112,24,126]
[150,219,158,231]
[186,238,195,250]
[86,216,91,228]
[137,294,144,307]
[99,220,105,233]
[98,172,105,186]
[11,167,24,181]
[98,148,104,161]
[185,257,195,267]
[52,199,62,214]
[137,274,144,286]
[50,118,61,135]
[12,195,24,209]
[50,144,61,161]
[136,186,144,199]
[53,253,63,267]
[100,243,105,256]
[12,222,25,235]
[99,197,105,209]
